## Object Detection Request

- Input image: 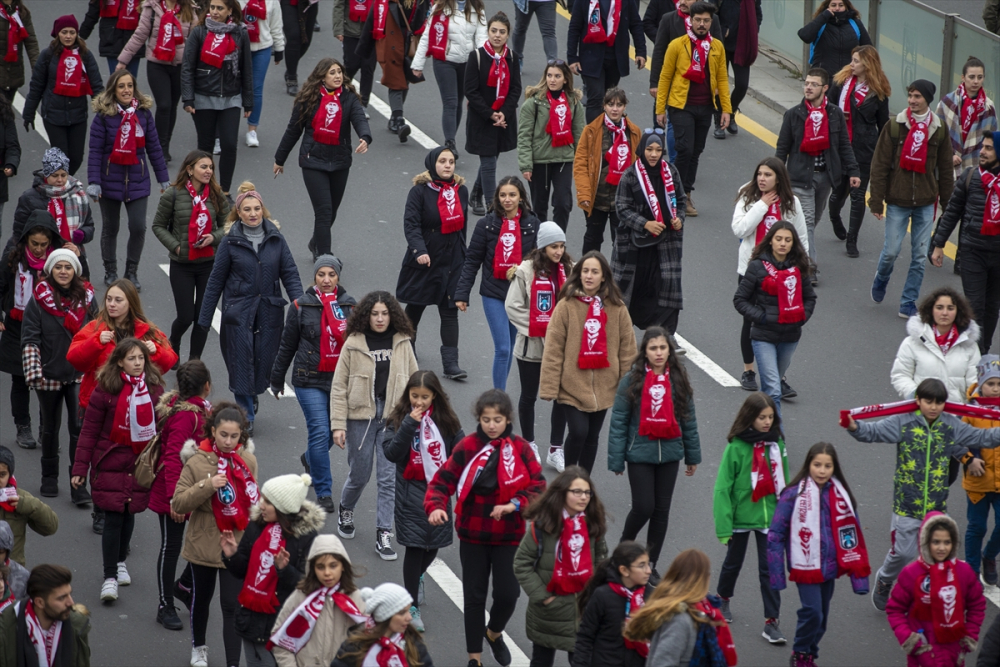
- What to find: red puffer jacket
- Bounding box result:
[148,391,209,514]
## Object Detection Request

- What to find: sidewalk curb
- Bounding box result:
[738,48,802,117]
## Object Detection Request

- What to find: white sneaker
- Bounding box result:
[190,645,209,667]
[100,578,118,601]
[213,138,221,154]
[528,441,541,463]
[546,446,565,472]
[245,130,259,147]
[116,562,131,585]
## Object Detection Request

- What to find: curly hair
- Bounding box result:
[292,58,358,123]
[344,290,415,338]
[624,327,692,422]
[203,400,250,443]
[918,286,975,332]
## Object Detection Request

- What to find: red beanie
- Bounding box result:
[51,15,79,38]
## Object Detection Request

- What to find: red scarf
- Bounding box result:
[110,371,156,452]
[603,115,630,186]
[582,0,620,45]
[840,399,1000,428]
[545,90,574,147]
[0,477,17,513]
[838,76,868,142]
[634,159,677,224]
[110,99,144,166]
[245,13,261,42]
[184,180,216,260]
[238,522,285,613]
[492,211,522,279]
[830,479,870,579]
[754,200,782,246]
[917,559,967,644]
[348,0,370,23]
[33,280,94,335]
[52,48,91,97]
[23,599,62,667]
[681,18,711,84]
[311,86,343,145]
[483,42,509,111]
[760,261,805,324]
[152,0,185,61]
[608,583,648,657]
[0,5,29,63]
[364,634,409,667]
[900,109,931,173]
[692,600,738,666]
[317,290,348,372]
[547,510,592,595]
[200,26,236,68]
[456,436,529,513]
[980,167,1000,236]
[47,198,70,241]
[427,179,464,234]
[750,441,785,502]
[115,0,140,30]
[202,439,258,532]
[638,366,681,439]
[403,406,448,481]
[266,583,370,653]
[371,0,388,39]
[245,0,266,20]
[528,262,566,338]
[800,100,830,155]
[959,84,987,144]
[11,253,46,321]
[935,324,960,354]
[427,11,448,61]
[576,296,609,369]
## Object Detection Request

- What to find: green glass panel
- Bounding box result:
[949,22,1000,103]
[759,0,807,68]
[877,2,945,111]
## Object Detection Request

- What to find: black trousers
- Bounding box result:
[9,373,32,426]
[670,104,713,192]
[157,512,186,608]
[515,358,566,445]
[342,35,376,105]
[621,460,679,565]
[582,208,618,256]
[189,563,241,664]
[146,61,182,156]
[529,162,573,230]
[403,547,437,607]
[961,245,1000,354]
[581,57,621,123]
[562,405,607,474]
[192,107,241,192]
[738,274,754,365]
[721,48,750,114]
[43,121,87,175]
[100,197,148,267]
[169,260,214,360]
[459,541,519,654]
[37,383,80,482]
[282,2,318,81]
[531,644,573,667]
[716,530,781,620]
[302,167,351,256]
[828,163,872,239]
[404,303,459,348]
[101,508,135,579]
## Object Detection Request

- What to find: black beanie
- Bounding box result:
[0,446,13,476]
[907,79,936,105]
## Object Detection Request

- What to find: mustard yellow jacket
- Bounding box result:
[962,384,1000,503]
[655,35,732,115]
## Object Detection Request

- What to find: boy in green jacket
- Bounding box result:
[0,447,58,566]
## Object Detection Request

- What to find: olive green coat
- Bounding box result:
[516,87,586,173]
[151,185,229,264]
[0,488,58,566]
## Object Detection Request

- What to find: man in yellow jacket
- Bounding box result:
[654,1,731,216]
[963,355,1000,585]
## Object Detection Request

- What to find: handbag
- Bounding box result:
[133,402,204,489]
[397,1,425,83]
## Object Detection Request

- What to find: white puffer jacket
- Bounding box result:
[410,6,488,71]
[890,315,981,403]
[730,185,809,276]
[238,0,286,52]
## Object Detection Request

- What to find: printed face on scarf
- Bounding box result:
[645,335,669,371]
[565,478,592,515]
[208,0,232,22]
[809,453,834,487]
[643,141,663,168]
[388,608,412,634]
[803,75,828,104]
[932,295,957,329]
[770,228,794,259]
[46,168,68,188]
[117,343,146,377]
[258,495,278,522]
[324,63,344,90]
[435,151,456,180]
[544,241,565,264]
[115,74,135,106]
[604,99,625,122]
[756,164,777,193]
[579,257,603,295]
[51,260,75,288]
[105,285,129,321]
[487,20,508,50]
[546,66,565,92]
[498,183,520,216]
[315,266,339,294]
[35,584,74,623]
[212,419,242,453]
[962,66,985,96]
[189,157,215,185]
[929,528,953,563]
[479,406,509,439]
[239,196,263,227]
[980,137,997,168]
[26,230,51,260]
[690,11,711,35]
[57,27,77,48]
[753,405,775,432]
[313,553,343,588]
[369,301,390,333]
[848,51,866,78]
[409,385,434,413]
[907,88,929,114]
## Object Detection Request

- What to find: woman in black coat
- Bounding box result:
[79,0,142,79]
[0,93,20,232]
[454,175,538,390]
[796,0,871,79]
[711,0,762,138]
[395,146,469,380]
[198,183,303,434]
[464,11,521,216]
[273,57,372,260]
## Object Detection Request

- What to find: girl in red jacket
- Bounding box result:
[886,512,987,667]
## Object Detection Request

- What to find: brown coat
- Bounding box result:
[572,115,641,215]
[539,287,637,412]
[375,1,408,90]
[172,438,258,569]
[869,110,955,213]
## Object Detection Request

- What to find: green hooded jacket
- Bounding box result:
[712,437,789,542]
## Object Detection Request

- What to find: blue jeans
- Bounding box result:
[793,579,835,657]
[234,394,256,422]
[966,491,1000,574]
[482,295,515,390]
[751,340,798,417]
[248,47,271,126]
[297,387,335,498]
[108,58,139,80]
[875,203,935,307]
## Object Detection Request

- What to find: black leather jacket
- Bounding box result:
[181,24,253,111]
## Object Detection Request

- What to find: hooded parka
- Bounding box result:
[87,97,170,202]
[148,391,210,514]
[890,315,981,403]
[0,521,28,599]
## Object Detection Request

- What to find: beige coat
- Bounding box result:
[171,438,258,568]
[272,588,366,667]
[329,332,418,431]
[505,259,574,363]
[539,289,636,412]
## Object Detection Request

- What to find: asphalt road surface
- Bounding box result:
[1,2,996,665]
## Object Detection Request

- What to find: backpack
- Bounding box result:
[809,19,860,65]
[687,619,729,667]
[133,402,202,489]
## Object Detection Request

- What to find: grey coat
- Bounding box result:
[646,610,697,667]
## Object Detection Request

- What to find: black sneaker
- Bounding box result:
[713,125,726,140]
[740,370,758,391]
[871,575,892,611]
[781,379,797,399]
[15,424,37,449]
[483,629,512,667]
[91,510,105,534]
[157,604,183,631]
[300,452,311,478]
[376,529,397,561]
[338,507,355,539]
[316,496,335,513]
[648,567,661,587]
[444,138,460,161]
[467,661,483,667]
[173,580,192,611]
[982,554,998,586]
[397,121,411,143]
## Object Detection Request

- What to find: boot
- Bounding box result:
[39,477,58,498]
[104,261,118,286]
[15,424,36,450]
[397,119,411,143]
[39,455,59,497]
[92,509,105,535]
[470,184,486,216]
[444,138,460,161]
[387,115,401,134]
[124,262,141,292]
[70,466,91,506]
[830,216,847,241]
[846,233,859,258]
[284,75,298,96]
[440,346,467,380]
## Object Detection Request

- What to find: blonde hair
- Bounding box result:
[623,549,711,641]
[225,181,272,226]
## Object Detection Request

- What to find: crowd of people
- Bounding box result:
[0,0,997,666]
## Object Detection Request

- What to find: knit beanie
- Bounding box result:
[261,474,311,515]
[536,221,566,250]
[44,249,83,277]
[360,583,412,622]
[51,15,79,38]
[313,254,343,279]
[0,446,13,476]
[42,148,70,178]
[907,79,936,105]
[977,355,1000,386]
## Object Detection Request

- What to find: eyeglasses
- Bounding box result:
[643,128,665,135]
[567,489,593,497]
[630,562,653,571]
[547,59,567,66]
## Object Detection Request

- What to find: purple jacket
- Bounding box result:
[87,105,170,202]
[767,482,870,594]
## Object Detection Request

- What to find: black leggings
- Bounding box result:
[828,163,872,239]
[515,358,566,445]
[169,259,214,359]
[146,61,182,155]
[282,2,318,81]
[562,405,607,474]
[8,373,31,426]
[621,460,679,566]
[43,121,87,175]
[723,49,751,114]
[37,383,80,482]
[403,547,437,607]
[459,541,520,654]
[528,162,573,231]
[342,36,376,104]
[157,512,186,608]
[101,508,135,579]
[100,197,148,268]
[302,168,350,256]
[189,563,241,664]
[192,107,241,192]
[738,274,754,365]
[404,304,459,348]
[531,644,573,667]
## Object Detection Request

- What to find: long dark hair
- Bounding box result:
[176,360,212,401]
[726,391,782,442]
[387,370,463,439]
[340,622,425,667]
[624,327,692,422]
[523,466,607,542]
[49,34,88,56]
[577,541,648,616]
[293,58,358,119]
[199,0,243,24]
[736,157,796,219]
[558,251,624,306]
[344,291,415,338]
[527,244,573,280]
[749,221,810,274]
[490,175,531,218]
[37,272,89,313]
[786,442,858,508]
[203,400,250,443]
[298,552,362,596]
[6,225,58,272]
[918,286,975,333]
[172,150,227,217]
[95,337,166,394]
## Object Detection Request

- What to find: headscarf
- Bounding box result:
[424,146,457,182]
[636,131,666,205]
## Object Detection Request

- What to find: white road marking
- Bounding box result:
[986,583,999,608]
[13,92,50,145]
[355,79,438,150]
[674,333,741,387]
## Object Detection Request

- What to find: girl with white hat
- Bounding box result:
[331,582,434,667]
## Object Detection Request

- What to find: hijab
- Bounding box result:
[424,145,457,182]
[636,132,666,205]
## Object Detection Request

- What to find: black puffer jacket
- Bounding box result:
[273,89,373,172]
[775,100,859,189]
[22,46,104,127]
[181,24,254,111]
[572,571,654,667]
[382,415,463,550]
[0,112,19,205]
[733,249,817,344]
[270,285,357,392]
[826,82,889,167]
[455,209,539,302]
[222,500,325,644]
[79,0,144,60]
[932,164,1000,254]
[20,287,97,383]
[797,10,871,76]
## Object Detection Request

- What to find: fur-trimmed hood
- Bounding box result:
[412,171,467,187]
[918,511,959,564]
[180,438,256,464]
[524,84,583,103]
[248,499,326,538]
[906,315,981,347]
[155,390,210,418]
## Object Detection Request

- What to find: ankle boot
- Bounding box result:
[846,233,859,258]
[830,216,847,241]
[104,262,118,286]
[440,346,467,380]
[124,262,141,292]
[70,466,91,506]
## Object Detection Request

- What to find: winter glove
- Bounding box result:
[71,229,85,244]
[159,182,170,191]
[902,633,924,655]
[22,120,32,133]
[959,637,977,653]
[273,50,283,63]
[86,184,102,201]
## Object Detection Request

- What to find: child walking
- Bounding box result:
[768,442,871,667]
[331,583,434,667]
[0,446,58,566]
[961,355,1000,585]
[714,392,789,644]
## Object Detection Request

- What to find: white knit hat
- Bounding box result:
[261,473,311,515]
[360,583,412,622]
[43,248,82,277]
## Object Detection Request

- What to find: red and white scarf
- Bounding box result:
[959,84,987,144]
[900,109,931,173]
[0,477,17,513]
[403,406,449,481]
[317,290,348,372]
[935,324,960,354]
[603,115,630,186]
[608,583,649,658]
[681,17,711,84]
[918,558,967,644]
[23,600,62,667]
[0,5,29,63]
[311,86,343,145]
[427,10,449,61]
[362,633,408,667]
[582,0,619,45]
[456,436,529,512]
[483,42,509,111]
[185,180,215,260]
[371,0,388,39]
[547,510,592,595]
[577,296,609,369]
[244,0,267,43]
[427,179,464,234]
[754,200,782,246]
[349,0,371,23]
[48,198,70,241]
[750,441,784,502]
[110,99,145,166]
[492,211,522,279]
[102,0,140,29]
[267,583,370,653]
[152,0,185,61]
[800,100,830,155]
[238,522,285,613]
[789,476,870,584]
[692,600,738,666]
[638,365,681,439]
[840,398,1000,428]
[53,48,91,97]
[838,76,868,142]
[634,159,677,224]
[110,371,156,451]
[202,439,258,531]
[11,254,44,321]
[545,90,574,148]
[33,280,93,335]
[528,262,566,338]
[200,25,236,68]
[760,261,805,324]
[980,167,1000,236]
